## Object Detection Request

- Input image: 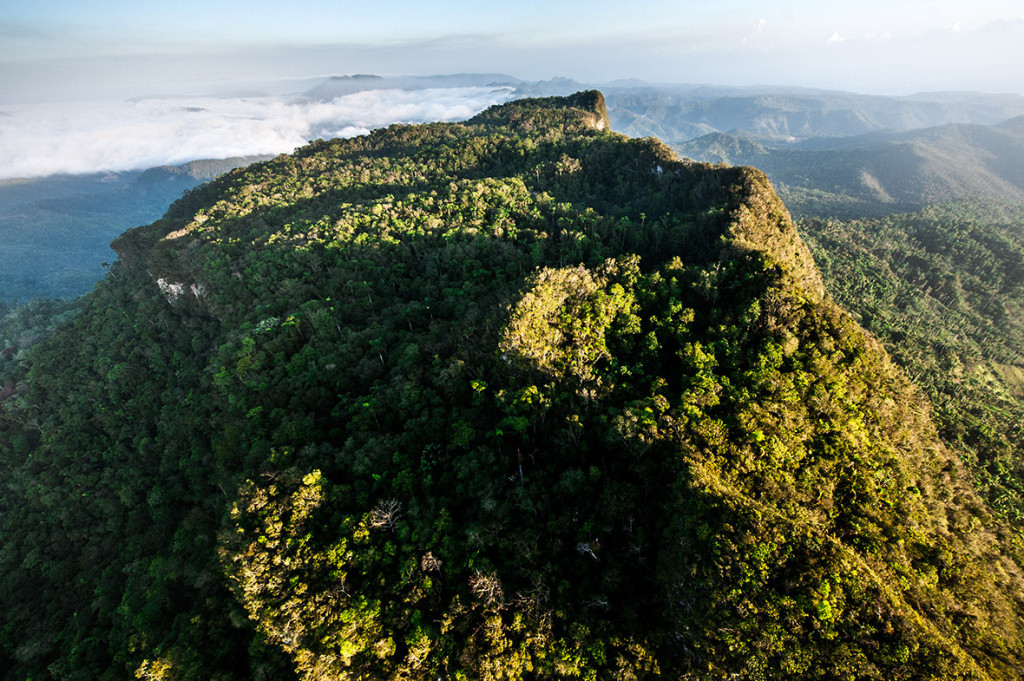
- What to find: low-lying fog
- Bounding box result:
[0,84,515,179]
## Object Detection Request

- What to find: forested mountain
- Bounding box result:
[676,118,1024,217]
[2,92,1024,680]
[0,156,269,303]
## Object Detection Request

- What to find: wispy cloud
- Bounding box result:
[0,22,37,38]
[0,86,515,179]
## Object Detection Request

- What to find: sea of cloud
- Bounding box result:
[0,86,516,179]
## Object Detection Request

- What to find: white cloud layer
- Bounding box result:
[0,87,515,179]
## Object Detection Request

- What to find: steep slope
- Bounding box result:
[1,92,1023,680]
[800,199,1024,521]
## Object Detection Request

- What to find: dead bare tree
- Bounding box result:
[469,570,504,606]
[369,498,402,532]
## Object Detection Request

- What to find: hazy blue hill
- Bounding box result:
[604,87,1024,144]
[669,131,770,163]
[0,156,269,302]
[138,156,274,183]
[676,118,1024,217]
[0,172,133,212]
[999,114,1024,132]
[606,107,717,144]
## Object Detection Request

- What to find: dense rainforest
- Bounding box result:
[799,200,1024,524]
[2,92,1024,680]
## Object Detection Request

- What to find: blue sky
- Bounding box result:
[3,0,1023,98]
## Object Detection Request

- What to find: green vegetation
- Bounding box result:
[801,199,1024,522]
[2,92,1023,680]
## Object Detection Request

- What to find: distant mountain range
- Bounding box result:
[603,86,1024,143]
[674,116,1024,216]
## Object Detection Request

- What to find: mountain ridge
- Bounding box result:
[605,87,1024,143]
[2,91,1024,680]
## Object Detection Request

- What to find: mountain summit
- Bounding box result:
[2,92,1023,680]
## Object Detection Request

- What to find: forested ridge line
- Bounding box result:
[1,92,1023,680]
